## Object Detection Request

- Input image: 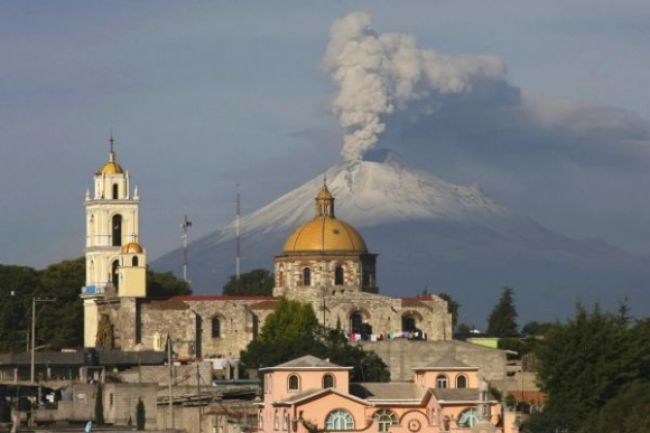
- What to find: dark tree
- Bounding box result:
[240,299,389,382]
[521,321,552,337]
[486,287,518,337]
[437,293,459,329]
[523,304,650,433]
[146,268,192,298]
[222,269,274,296]
[578,381,650,433]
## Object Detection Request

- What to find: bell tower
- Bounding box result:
[81,136,147,348]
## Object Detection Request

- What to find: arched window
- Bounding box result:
[350,311,363,334]
[325,410,354,431]
[302,267,311,286]
[374,410,397,433]
[112,184,119,199]
[457,408,479,428]
[456,375,467,388]
[402,315,417,332]
[111,260,120,290]
[436,374,448,389]
[287,374,300,392]
[278,271,284,287]
[211,317,221,338]
[334,266,344,285]
[322,374,335,389]
[112,214,122,246]
[132,256,139,267]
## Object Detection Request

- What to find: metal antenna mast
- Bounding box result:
[180,214,192,282]
[236,186,241,282]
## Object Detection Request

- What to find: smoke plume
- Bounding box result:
[323,12,507,161]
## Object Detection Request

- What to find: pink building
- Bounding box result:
[258,355,517,433]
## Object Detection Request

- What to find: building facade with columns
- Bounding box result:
[81,146,453,359]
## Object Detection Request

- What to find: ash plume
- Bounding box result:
[323,12,507,161]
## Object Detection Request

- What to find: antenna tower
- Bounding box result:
[180,214,192,282]
[236,187,241,282]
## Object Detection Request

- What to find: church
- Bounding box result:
[81,144,453,359]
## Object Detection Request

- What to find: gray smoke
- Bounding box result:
[323,12,507,161]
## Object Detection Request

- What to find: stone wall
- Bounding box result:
[103,382,158,427]
[360,339,507,381]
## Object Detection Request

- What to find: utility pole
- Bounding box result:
[167,335,174,428]
[180,214,192,282]
[31,298,55,383]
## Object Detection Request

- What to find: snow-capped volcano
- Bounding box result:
[153,153,650,323]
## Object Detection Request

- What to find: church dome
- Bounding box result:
[283,185,367,254]
[121,242,143,254]
[98,161,124,175]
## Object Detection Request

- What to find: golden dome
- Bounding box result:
[121,242,143,254]
[98,161,124,175]
[283,217,367,254]
[283,185,367,254]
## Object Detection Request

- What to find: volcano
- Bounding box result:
[152,151,650,324]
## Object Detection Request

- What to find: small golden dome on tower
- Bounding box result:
[283,185,367,254]
[98,161,124,175]
[121,242,143,254]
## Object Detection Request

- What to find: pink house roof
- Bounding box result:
[260,355,353,371]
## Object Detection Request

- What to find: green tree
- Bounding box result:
[523,304,650,433]
[222,269,274,296]
[437,293,459,330]
[521,321,552,337]
[136,398,145,430]
[486,287,518,337]
[240,299,389,382]
[0,265,41,351]
[95,383,104,424]
[146,268,192,298]
[578,381,650,433]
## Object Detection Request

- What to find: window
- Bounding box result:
[334,266,344,285]
[456,375,467,388]
[374,410,397,433]
[278,271,284,287]
[211,317,221,338]
[350,312,363,334]
[457,409,479,428]
[112,214,122,246]
[436,374,448,389]
[132,256,139,267]
[111,260,120,290]
[288,374,300,392]
[283,413,290,431]
[259,413,264,430]
[112,184,119,199]
[274,412,279,430]
[325,410,354,431]
[323,374,335,388]
[302,267,311,286]
[402,315,417,332]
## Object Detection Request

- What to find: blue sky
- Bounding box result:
[2,1,650,267]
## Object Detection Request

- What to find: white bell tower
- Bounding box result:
[81,136,147,348]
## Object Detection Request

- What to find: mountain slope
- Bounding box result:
[152,155,650,323]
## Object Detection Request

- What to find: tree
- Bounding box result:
[136,398,145,430]
[222,269,274,296]
[94,383,104,424]
[521,321,552,337]
[486,287,518,337]
[146,269,192,298]
[437,293,459,330]
[578,381,650,433]
[240,299,389,382]
[523,304,650,433]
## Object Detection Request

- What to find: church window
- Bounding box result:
[325,409,354,431]
[111,260,120,290]
[323,373,335,388]
[287,374,300,392]
[350,311,363,334]
[112,214,122,246]
[402,315,417,332]
[335,266,344,285]
[278,271,284,287]
[132,256,139,267]
[211,317,221,338]
[374,410,397,433]
[302,267,311,286]
[112,184,119,199]
[456,374,467,388]
[436,374,448,389]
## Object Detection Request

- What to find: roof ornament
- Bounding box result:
[109,130,116,162]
